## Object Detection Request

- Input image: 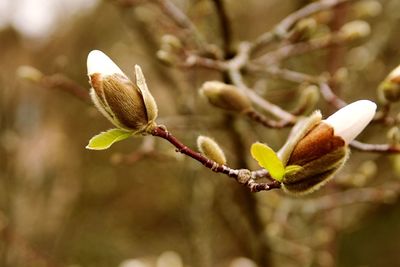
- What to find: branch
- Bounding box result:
[211,0,233,57]
[227,43,296,122]
[41,74,90,103]
[150,125,281,192]
[350,140,400,153]
[255,33,349,65]
[152,0,207,50]
[244,109,295,129]
[298,182,400,212]
[251,0,358,53]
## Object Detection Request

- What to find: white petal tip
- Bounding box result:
[323,100,377,143]
[87,50,124,76]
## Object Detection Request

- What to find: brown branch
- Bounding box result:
[248,64,319,84]
[297,182,400,212]
[256,33,348,65]
[150,125,281,192]
[211,0,233,57]
[244,109,294,129]
[180,54,227,70]
[251,0,358,53]
[152,0,207,50]
[350,140,400,153]
[319,82,347,109]
[41,74,90,103]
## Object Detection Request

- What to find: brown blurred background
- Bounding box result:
[1,0,400,267]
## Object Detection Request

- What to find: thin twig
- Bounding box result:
[244,109,294,129]
[41,74,90,103]
[153,0,207,50]
[350,140,400,153]
[297,182,400,212]
[256,33,348,65]
[211,0,233,57]
[251,0,358,53]
[151,125,281,192]
[227,43,296,122]
[319,82,347,108]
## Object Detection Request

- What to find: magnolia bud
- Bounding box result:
[289,18,317,42]
[292,85,320,115]
[197,135,227,165]
[16,65,43,82]
[87,50,158,133]
[338,20,371,41]
[161,34,182,51]
[156,50,177,66]
[279,100,376,195]
[387,126,400,144]
[200,81,252,113]
[353,0,382,19]
[378,65,400,103]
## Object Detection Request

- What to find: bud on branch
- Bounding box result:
[86,50,158,150]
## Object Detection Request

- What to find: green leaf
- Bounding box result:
[284,165,302,176]
[86,128,133,150]
[250,142,285,181]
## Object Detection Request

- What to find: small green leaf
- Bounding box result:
[284,165,302,176]
[251,142,285,181]
[86,128,133,150]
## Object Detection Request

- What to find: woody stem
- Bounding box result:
[150,125,281,192]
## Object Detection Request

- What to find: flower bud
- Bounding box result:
[200,81,252,113]
[289,18,317,42]
[161,34,182,51]
[378,65,400,103]
[279,100,376,195]
[291,85,320,115]
[387,126,400,144]
[156,50,177,66]
[16,65,43,82]
[197,135,226,165]
[353,0,382,19]
[338,20,371,41]
[87,50,158,133]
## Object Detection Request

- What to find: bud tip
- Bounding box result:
[87,50,124,76]
[323,100,376,143]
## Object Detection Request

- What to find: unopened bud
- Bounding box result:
[387,126,400,144]
[87,50,158,133]
[200,81,252,113]
[156,50,177,66]
[353,0,382,19]
[289,18,317,42]
[280,100,376,195]
[292,85,320,115]
[16,65,43,82]
[161,34,182,51]
[197,135,226,165]
[378,65,400,103]
[332,67,349,84]
[338,20,371,41]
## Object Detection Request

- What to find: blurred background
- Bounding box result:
[1,0,400,266]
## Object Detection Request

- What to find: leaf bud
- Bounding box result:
[197,135,227,165]
[87,50,158,133]
[200,81,252,113]
[338,20,371,41]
